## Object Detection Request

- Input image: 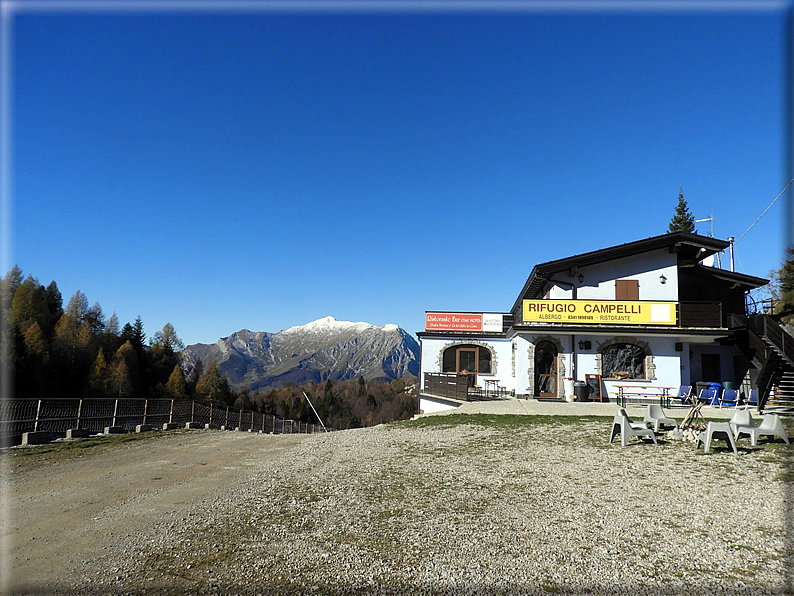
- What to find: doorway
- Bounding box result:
[534,341,558,397]
[441,344,493,388]
[701,354,721,383]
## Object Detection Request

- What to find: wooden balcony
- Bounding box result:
[678,302,723,328]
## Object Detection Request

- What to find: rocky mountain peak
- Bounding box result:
[182,317,419,392]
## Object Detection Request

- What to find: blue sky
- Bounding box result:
[7,2,792,345]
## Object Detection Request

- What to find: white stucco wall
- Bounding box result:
[419,336,516,393]
[419,396,459,414]
[548,249,679,302]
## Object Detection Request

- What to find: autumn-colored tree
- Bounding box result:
[195,361,232,405]
[88,348,110,397]
[9,276,49,333]
[109,341,140,397]
[165,364,188,400]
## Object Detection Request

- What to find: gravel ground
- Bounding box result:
[5,416,794,595]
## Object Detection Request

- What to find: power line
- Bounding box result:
[735,177,794,243]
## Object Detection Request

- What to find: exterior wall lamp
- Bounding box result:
[578,274,584,283]
[659,274,667,284]
[578,340,591,350]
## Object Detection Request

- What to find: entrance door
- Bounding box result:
[457,348,477,387]
[701,354,721,383]
[534,341,558,397]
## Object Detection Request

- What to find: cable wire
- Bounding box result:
[735,177,794,243]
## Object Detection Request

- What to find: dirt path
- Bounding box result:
[1,430,310,595]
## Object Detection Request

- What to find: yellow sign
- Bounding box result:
[522,300,677,325]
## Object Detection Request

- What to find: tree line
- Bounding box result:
[2,266,417,429]
[2,265,232,404]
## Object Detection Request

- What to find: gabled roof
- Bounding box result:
[510,232,737,313]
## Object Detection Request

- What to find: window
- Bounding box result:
[441,344,492,375]
[602,343,646,379]
[615,279,639,300]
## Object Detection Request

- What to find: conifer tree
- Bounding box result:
[668,188,696,233]
[110,340,140,397]
[195,361,226,404]
[88,348,110,396]
[65,290,89,323]
[9,277,48,332]
[165,364,188,400]
[106,312,120,337]
[131,316,146,353]
[1,265,23,312]
[44,281,63,335]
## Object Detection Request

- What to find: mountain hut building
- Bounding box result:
[417,232,779,414]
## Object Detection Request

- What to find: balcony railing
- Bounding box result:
[423,373,470,401]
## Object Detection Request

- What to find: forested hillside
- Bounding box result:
[1,266,416,429]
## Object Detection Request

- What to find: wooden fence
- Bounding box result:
[0,397,325,442]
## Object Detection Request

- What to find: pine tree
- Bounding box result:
[44,281,63,335]
[1,265,23,312]
[131,316,146,353]
[668,188,696,233]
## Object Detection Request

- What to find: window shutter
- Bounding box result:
[615,279,639,300]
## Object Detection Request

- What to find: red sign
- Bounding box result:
[425,312,483,331]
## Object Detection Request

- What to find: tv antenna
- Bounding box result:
[695,215,721,268]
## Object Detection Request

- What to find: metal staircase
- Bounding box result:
[728,314,794,415]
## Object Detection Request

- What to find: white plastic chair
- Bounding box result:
[696,421,738,454]
[643,404,677,432]
[734,413,790,446]
[609,409,657,447]
[728,409,753,439]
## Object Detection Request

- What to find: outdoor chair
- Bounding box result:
[728,409,754,439]
[676,385,693,405]
[696,421,738,454]
[697,388,719,405]
[746,388,758,408]
[734,413,790,447]
[719,388,739,409]
[609,409,657,447]
[643,404,678,432]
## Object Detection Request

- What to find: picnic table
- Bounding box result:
[613,385,676,408]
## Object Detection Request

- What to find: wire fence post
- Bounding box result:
[191,401,195,424]
[34,399,42,432]
[225,406,229,428]
[143,398,148,426]
[251,411,254,430]
[169,399,174,424]
[209,403,213,428]
[112,398,119,428]
[238,408,242,429]
[76,398,83,430]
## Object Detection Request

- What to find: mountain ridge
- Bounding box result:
[182,316,420,392]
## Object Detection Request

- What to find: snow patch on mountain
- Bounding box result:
[182,316,420,392]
